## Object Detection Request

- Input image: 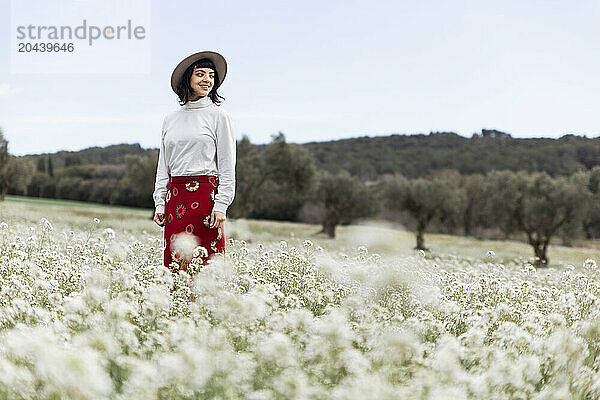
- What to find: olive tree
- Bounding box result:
[512,171,589,266]
[583,166,600,239]
[460,173,488,237]
[382,173,452,251]
[231,132,315,221]
[0,127,36,200]
[484,170,523,239]
[313,169,375,238]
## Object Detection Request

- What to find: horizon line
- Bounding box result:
[11,129,600,157]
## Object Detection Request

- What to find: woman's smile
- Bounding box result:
[157,51,232,271]
[190,66,215,99]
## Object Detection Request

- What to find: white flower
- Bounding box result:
[172,232,200,260]
[256,332,296,367]
[192,245,208,259]
[40,217,53,231]
[93,218,100,224]
[102,228,115,240]
[487,250,496,257]
[523,263,536,276]
[584,259,598,270]
[0,222,7,229]
[357,245,368,257]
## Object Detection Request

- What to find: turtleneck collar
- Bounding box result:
[183,95,212,110]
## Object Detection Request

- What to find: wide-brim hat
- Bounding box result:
[170,50,227,94]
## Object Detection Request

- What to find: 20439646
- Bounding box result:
[18,42,74,52]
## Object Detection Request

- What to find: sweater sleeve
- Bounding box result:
[153,116,170,214]
[212,110,237,216]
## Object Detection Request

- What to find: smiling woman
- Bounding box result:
[174,57,226,106]
[153,50,237,275]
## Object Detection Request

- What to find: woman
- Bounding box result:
[152,50,236,273]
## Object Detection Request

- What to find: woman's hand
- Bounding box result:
[210,211,226,229]
[154,212,165,227]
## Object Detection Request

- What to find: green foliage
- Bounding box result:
[382,172,459,250]
[0,156,36,198]
[29,143,146,169]
[236,132,316,221]
[35,157,46,173]
[303,131,600,179]
[55,164,97,179]
[381,169,594,264]
[584,167,600,239]
[56,176,87,201]
[117,154,158,208]
[230,135,266,218]
[64,154,82,167]
[47,156,54,177]
[27,172,50,197]
[512,171,591,265]
[314,169,376,237]
[459,173,488,237]
[484,170,524,238]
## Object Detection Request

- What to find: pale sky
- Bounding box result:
[1,0,599,156]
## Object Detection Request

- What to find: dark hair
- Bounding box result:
[176,58,225,106]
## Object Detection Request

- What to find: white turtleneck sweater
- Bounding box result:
[152,95,237,216]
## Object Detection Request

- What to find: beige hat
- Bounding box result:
[170,50,228,94]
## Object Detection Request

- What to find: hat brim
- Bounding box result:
[170,50,227,95]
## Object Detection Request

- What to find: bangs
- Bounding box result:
[190,59,219,86]
[192,59,216,74]
[175,57,225,106]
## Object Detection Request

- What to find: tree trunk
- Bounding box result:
[463,211,472,237]
[526,232,549,267]
[0,184,6,201]
[531,242,549,266]
[322,210,338,238]
[414,221,429,251]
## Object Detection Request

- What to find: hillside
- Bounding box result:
[300,130,600,179]
[20,129,600,179]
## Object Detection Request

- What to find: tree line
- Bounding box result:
[11,128,600,180]
[1,126,600,266]
[303,129,600,179]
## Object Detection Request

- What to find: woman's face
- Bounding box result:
[189,66,214,98]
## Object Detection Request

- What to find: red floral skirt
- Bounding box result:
[163,175,226,273]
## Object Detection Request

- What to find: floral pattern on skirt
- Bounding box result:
[175,202,186,219]
[185,180,200,192]
[163,175,224,274]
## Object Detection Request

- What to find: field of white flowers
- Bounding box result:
[1,197,600,399]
